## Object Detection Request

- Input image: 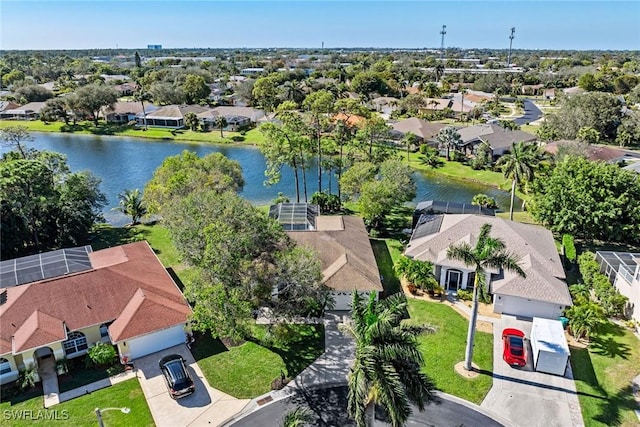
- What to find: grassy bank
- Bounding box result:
[0,120,265,145]
[570,321,640,427]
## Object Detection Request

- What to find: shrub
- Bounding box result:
[231,135,245,142]
[272,192,290,204]
[55,358,68,375]
[419,144,429,154]
[562,234,576,264]
[17,364,37,390]
[407,284,418,295]
[456,289,473,301]
[471,194,498,209]
[88,342,117,367]
[310,191,341,213]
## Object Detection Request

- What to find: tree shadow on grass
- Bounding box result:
[88,224,144,250]
[0,384,43,406]
[595,384,638,426]
[370,239,401,296]
[191,333,229,361]
[248,325,325,380]
[590,335,631,360]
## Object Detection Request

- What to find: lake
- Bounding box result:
[9,133,519,226]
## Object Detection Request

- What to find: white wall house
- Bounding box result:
[405,214,572,319]
[596,251,640,324]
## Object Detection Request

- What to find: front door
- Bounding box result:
[446,270,461,291]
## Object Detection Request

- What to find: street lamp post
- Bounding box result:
[95,407,130,427]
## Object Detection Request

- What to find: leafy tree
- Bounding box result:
[470,141,492,170]
[134,51,142,68]
[576,126,600,144]
[543,92,623,141]
[446,223,526,370]
[303,90,334,191]
[149,82,185,105]
[531,157,640,243]
[184,112,199,131]
[87,342,116,366]
[0,148,106,259]
[310,191,341,213]
[354,116,392,162]
[40,98,70,124]
[352,160,416,230]
[2,69,25,87]
[339,292,435,427]
[215,115,228,138]
[252,75,281,113]
[14,84,54,102]
[112,188,147,225]
[339,162,377,200]
[435,127,461,161]
[260,108,310,202]
[0,125,32,157]
[615,111,640,148]
[496,141,542,221]
[471,194,498,209]
[350,71,387,100]
[144,150,244,214]
[182,74,211,104]
[73,83,119,125]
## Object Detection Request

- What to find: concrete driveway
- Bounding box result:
[135,344,249,427]
[481,315,584,427]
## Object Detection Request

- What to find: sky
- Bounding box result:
[1,0,639,51]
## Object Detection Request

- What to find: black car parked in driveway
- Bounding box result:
[159,354,196,399]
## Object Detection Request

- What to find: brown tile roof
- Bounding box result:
[0,241,191,356]
[391,117,446,140]
[12,311,66,353]
[109,288,192,342]
[543,141,626,162]
[333,113,366,127]
[287,216,383,293]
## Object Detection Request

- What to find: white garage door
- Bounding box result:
[495,295,562,319]
[127,324,186,359]
[332,291,375,311]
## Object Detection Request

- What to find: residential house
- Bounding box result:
[269,203,383,310]
[520,84,545,96]
[333,112,366,127]
[136,104,210,128]
[456,123,537,159]
[113,82,139,96]
[103,101,157,124]
[543,88,556,100]
[419,98,453,116]
[596,252,640,324]
[543,140,628,164]
[562,86,585,96]
[0,242,192,385]
[370,96,400,115]
[0,102,46,120]
[412,200,495,228]
[390,117,445,143]
[404,214,572,319]
[0,101,20,113]
[212,106,266,124]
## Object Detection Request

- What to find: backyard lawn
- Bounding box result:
[0,379,153,427]
[192,324,325,399]
[405,298,494,405]
[570,321,640,427]
[0,120,265,145]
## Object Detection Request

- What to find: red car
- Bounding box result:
[502,328,526,367]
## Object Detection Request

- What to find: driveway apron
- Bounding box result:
[481,315,584,427]
[135,344,249,427]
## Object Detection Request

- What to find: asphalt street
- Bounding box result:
[513,99,543,125]
[230,386,505,427]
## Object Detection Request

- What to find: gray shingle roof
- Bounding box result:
[405,214,572,306]
[457,124,537,151]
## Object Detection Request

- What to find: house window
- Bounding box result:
[0,358,11,375]
[99,324,110,338]
[63,331,88,356]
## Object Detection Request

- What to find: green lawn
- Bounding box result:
[58,360,123,393]
[405,299,494,404]
[570,321,640,427]
[91,223,181,268]
[192,325,324,399]
[0,379,154,427]
[0,120,264,146]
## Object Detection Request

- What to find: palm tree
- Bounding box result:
[281,406,314,427]
[459,88,468,123]
[215,115,228,138]
[447,223,526,371]
[340,292,436,427]
[112,188,147,225]
[495,141,541,221]
[436,127,461,161]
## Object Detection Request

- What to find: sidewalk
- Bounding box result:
[44,369,137,408]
